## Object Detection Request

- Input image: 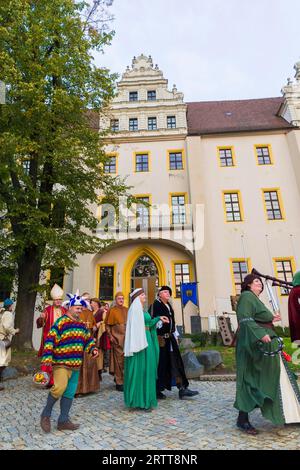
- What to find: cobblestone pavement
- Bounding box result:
[1,374,300,450]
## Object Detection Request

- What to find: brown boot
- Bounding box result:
[57,420,80,431]
[40,416,51,433]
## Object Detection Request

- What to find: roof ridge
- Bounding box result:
[187,97,283,105]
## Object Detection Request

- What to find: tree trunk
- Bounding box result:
[14,246,44,350]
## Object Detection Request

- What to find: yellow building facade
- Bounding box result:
[63,55,300,333]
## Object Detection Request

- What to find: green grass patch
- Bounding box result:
[181,337,300,374]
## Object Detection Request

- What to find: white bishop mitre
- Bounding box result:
[50,284,64,300]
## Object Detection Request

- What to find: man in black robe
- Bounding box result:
[151,286,199,400]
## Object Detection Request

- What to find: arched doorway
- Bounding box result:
[122,246,166,308]
[131,255,159,308]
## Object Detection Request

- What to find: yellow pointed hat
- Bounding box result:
[50,284,64,300]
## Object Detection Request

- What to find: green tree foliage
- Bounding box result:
[0,0,132,348]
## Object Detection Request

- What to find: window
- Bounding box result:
[223,192,243,222]
[98,265,114,301]
[110,119,119,132]
[104,156,117,174]
[22,160,31,175]
[167,116,176,129]
[263,190,283,220]
[129,91,138,102]
[171,194,186,225]
[147,90,156,101]
[174,262,191,298]
[169,151,183,170]
[231,260,249,295]
[148,117,157,130]
[256,145,272,165]
[99,201,115,232]
[129,118,138,131]
[135,153,149,172]
[274,258,294,296]
[219,148,234,167]
[136,196,150,229]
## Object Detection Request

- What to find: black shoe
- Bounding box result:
[116,384,124,392]
[237,421,258,435]
[157,391,166,399]
[179,388,199,399]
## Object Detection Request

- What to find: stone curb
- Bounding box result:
[199,374,236,381]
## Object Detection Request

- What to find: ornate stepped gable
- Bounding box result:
[280,61,300,127]
[101,54,187,138]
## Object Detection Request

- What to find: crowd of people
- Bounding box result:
[1,271,300,436]
[36,285,199,432]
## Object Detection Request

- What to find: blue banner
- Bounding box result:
[181,282,198,307]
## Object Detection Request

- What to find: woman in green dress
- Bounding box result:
[234,273,300,435]
[124,288,169,411]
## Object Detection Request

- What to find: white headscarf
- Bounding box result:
[124,289,148,357]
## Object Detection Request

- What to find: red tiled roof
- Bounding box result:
[187,97,295,135]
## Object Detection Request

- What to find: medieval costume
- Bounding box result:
[93,301,111,379]
[234,276,300,433]
[37,284,67,387]
[105,292,128,390]
[76,307,100,395]
[0,299,18,391]
[152,286,199,399]
[40,292,98,433]
[124,288,161,411]
[288,271,300,343]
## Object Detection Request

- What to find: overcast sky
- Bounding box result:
[94,0,300,102]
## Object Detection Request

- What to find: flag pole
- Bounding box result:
[180,282,185,334]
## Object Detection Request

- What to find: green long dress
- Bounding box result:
[234,290,300,425]
[124,312,160,410]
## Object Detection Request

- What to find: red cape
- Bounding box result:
[37,305,67,356]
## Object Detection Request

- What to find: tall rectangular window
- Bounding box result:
[169,151,183,170]
[167,116,176,129]
[99,266,114,300]
[171,195,186,225]
[174,263,191,298]
[129,118,138,131]
[148,117,157,130]
[274,258,294,296]
[104,156,116,174]
[110,119,119,132]
[136,196,150,230]
[231,260,249,295]
[135,153,149,172]
[129,91,138,102]
[147,90,156,101]
[263,190,283,220]
[223,192,243,222]
[256,145,272,165]
[219,148,234,167]
[22,159,31,175]
[100,202,115,232]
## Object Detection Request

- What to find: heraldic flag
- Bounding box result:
[181,282,198,307]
